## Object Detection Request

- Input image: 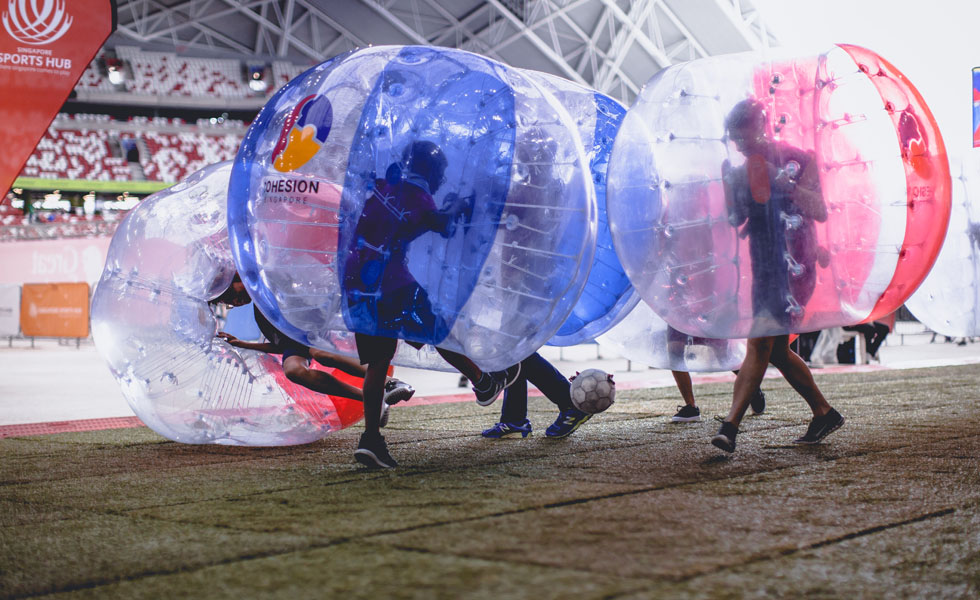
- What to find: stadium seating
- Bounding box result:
[272,60,307,89]
[76,56,116,92]
[137,130,242,182]
[21,125,133,181]
[115,46,252,98]
[21,114,244,183]
[10,47,314,239]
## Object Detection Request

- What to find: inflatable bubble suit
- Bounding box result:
[607,44,951,339]
[906,153,980,336]
[509,70,639,346]
[596,299,745,372]
[228,45,596,371]
[91,162,364,446]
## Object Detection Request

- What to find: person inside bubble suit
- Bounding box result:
[213,274,416,426]
[477,129,596,440]
[481,352,596,440]
[723,99,827,332]
[495,128,562,330]
[711,99,843,453]
[666,326,765,423]
[344,140,519,468]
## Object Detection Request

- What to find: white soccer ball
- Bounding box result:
[569,369,616,414]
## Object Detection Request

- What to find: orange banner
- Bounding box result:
[0,0,117,193]
[20,282,89,337]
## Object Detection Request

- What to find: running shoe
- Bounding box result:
[793,408,845,444]
[383,378,415,405]
[711,421,738,453]
[545,408,592,438]
[354,432,398,469]
[473,363,522,407]
[671,405,702,423]
[482,419,533,439]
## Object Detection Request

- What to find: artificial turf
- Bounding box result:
[2,364,979,599]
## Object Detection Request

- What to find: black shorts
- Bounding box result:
[254,305,312,364]
[354,332,399,365]
[280,341,312,365]
[354,333,427,365]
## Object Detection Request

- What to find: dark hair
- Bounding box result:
[403,140,448,193]
[214,272,244,305]
[725,99,767,133]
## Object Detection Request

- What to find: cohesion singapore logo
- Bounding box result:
[271,94,333,172]
[2,0,72,45]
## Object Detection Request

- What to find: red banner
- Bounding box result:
[0,0,116,193]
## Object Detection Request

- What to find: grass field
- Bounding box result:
[2,364,979,599]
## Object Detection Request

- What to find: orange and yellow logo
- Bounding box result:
[272,94,333,172]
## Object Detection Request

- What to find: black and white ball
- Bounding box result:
[569,369,615,414]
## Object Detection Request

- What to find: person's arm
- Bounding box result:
[422,193,473,237]
[217,331,278,354]
[722,159,748,228]
[775,154,826,222]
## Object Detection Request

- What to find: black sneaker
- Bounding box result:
[671,405,701,423]
[750,389,766,415]
[711,421,738,453]
[473,363,522,407]
[793,408,844,444]
[379,401,390,428]
[354,432,398,469]
[383,378,415,405]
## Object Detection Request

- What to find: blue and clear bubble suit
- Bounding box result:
[906,153,980,336]
[519,71,641,346]
[229,46,596,371]
[91,163,361,446]
[597,299,746,371]
[607,47,941,339]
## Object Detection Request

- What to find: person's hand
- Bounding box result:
[443,193,459,213]
[217,331,242,347]
[816,245,831,268]
[721,159,734,185]
[445,193,473,218]
[772,160,800,194]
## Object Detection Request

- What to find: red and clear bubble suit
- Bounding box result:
[906,154,980,336]
[229,46,596,371]
[91,162,364,446]
[519,71,640,346]
[596,300,745,372]
[607,45,951,339]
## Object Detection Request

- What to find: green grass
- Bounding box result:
[2,365,979,599]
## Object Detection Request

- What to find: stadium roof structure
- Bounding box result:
[112,0,776,104]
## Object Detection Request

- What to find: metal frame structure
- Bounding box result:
[112,0,775,103]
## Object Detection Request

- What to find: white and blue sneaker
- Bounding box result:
[545,409,592,439]
[482,419,532,439]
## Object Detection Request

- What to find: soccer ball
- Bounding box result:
[569,369,616,414]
